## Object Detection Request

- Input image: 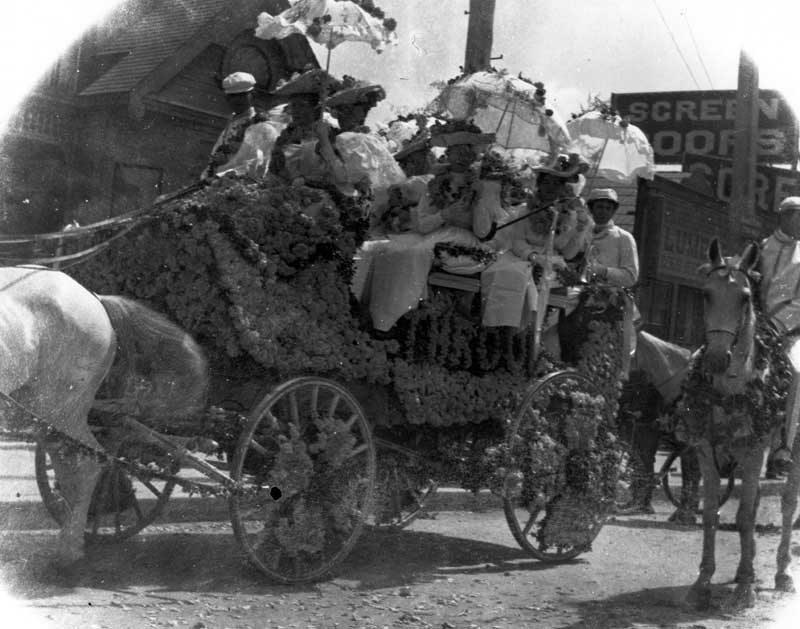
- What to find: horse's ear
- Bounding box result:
[708,237,724,266]
[738,241,759,273]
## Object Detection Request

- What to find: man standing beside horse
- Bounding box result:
[759,196,800,476]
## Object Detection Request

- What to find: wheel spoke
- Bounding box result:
[326,393,341,419]
[248,439,268,456]
[522,511,538,538]
[345,443,368,460]
[139,478,165,499]
[289,391,300,426]
[310,385,320,416]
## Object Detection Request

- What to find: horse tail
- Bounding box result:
[97,295,209,423]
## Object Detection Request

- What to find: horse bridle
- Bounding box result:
[703,265,754,353]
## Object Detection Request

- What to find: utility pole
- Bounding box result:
[729,50,759,247]
[463,0,496,74]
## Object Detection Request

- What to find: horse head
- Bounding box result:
[697,238,759,375]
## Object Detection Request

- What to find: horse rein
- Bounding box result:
[703,264,756,368]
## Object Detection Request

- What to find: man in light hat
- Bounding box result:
[759,195,800,476]
[201,71,283,181]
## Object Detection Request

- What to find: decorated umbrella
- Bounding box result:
[567,110,655,183]
[255,0,398,70]
[427,70,572,154]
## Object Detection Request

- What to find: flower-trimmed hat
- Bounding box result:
[325,75,386,108]
[273,68,334,99]
[429,119,495,148]
[533,153,590,183]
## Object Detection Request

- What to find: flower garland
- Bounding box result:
[433,241,497,267]
[673,310,792,446]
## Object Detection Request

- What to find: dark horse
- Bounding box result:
[681,239,797,609]
[0,266,208,570]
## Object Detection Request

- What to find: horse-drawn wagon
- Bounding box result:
[1,175,628,583]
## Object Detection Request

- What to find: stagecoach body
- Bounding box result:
[2,176,628,583]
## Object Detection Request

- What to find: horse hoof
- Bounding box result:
[725,583,757,610]
[687,584,712,610]
[775,574,796,593]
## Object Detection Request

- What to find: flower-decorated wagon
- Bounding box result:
[2,170,627,584]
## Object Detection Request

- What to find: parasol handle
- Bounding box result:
[532,209,561,361]
[583,135,610,198]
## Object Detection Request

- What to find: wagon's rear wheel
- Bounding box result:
[35,439,177,543]
[503,370,619,562]
[229,377,376,584]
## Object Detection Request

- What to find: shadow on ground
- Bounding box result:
[559,583,788,628]
[0,516,579,600]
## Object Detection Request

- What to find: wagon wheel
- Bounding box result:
[370,446,438,529]
[229,377,376,584]
[35,438,178,543]
[660,446,735,510]
[503,370,618,562]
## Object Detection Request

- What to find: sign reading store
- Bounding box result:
[612,90,799,165]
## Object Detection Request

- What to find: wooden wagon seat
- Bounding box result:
[428,268,583,316]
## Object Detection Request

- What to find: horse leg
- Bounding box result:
[670,447,700,524]
[687,441,720,610]
[729,446,765,609]
[45,439,103,566]
[776,427,800,592]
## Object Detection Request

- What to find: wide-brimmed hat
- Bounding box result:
[429,119,495,148]
[273,69,333,99]
[778,196,800,213]
[587,187,619,206]
[533,153,590,182]
[325,76,386,108]
[222,71,256,95]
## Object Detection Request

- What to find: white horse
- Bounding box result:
[1,266,207,570]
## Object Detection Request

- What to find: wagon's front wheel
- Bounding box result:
[228,377,376,584]
[35,439,177,543]
[503,370,619,562]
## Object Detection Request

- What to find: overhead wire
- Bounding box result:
[683,11,715,89]
[650,0,702,90]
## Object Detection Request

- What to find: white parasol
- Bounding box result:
[255,0,398,69]
[567,110,655,183]
[428,70,572,154]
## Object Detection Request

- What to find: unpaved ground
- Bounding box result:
[2,488,800,629]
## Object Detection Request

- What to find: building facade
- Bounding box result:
[0,0,316,232]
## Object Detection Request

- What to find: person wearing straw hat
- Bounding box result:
[201,72,285,181]
[266,68,349,193]
[759,195,800,477]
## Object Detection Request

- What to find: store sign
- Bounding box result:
[655,194,728,280]
[612,90,799,165]
[681,152,800,213]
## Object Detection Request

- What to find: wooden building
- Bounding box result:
[0,0,317,232]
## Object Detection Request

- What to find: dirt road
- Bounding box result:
[2,472,800,629]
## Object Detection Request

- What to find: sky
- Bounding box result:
[2,0,800,131]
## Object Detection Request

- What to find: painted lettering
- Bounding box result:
[675,100,698,121]
[724,99,737,121]
[700,99,723,121]
[627,101,649,123]
[759,97,780,120]
[651,101,672,122]
[718,129,736,157]
[758,129,786,156]
[685,130,715,153]
[653,130,682,155]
